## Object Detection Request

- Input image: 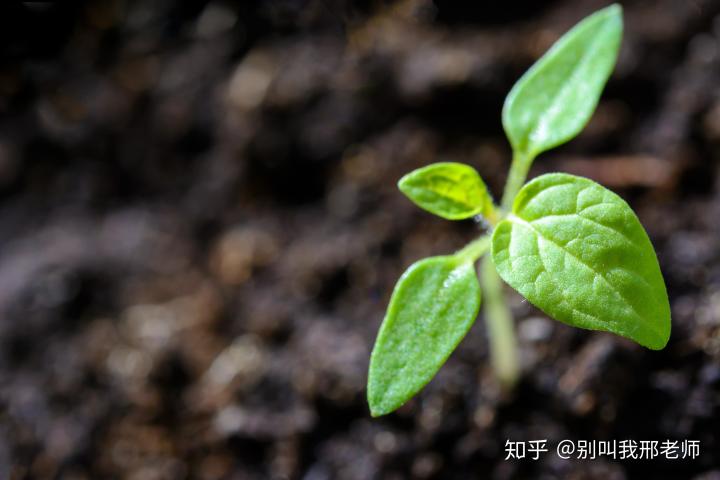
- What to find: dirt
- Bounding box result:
[0,0,719,479]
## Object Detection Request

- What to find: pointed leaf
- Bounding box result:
[398,162,494,220]
[368,255,481,416]
[503,4,623,158]
[491,173,670,350]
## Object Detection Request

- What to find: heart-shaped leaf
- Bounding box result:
[503,4,622,158]
[491,173,670,350]
[368,255,481,416]
[398,162,494,220]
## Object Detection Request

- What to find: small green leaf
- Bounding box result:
[491,173,670,350]
[368,255,481,416]
[398,162,494,220]
[503,4,622,158]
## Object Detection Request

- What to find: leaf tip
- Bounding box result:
[397,173,411,195]
[598,3,623,31]
[644,322,671,351]
[592,3,622,23]
[605,3,623,16]
[367,389,393,417]
[367,367,395,417]
[369,406,386,418]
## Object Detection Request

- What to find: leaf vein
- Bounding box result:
[509,214,664,341]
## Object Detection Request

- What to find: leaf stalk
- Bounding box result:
[501,151,535,211]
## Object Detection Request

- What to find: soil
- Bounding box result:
[1,0,719,479]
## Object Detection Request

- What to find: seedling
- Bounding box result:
[367,5,671,417]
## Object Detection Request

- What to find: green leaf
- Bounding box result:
[491,173,670,350]
[398,162,494,220]
[368,255,481,416]
[503,4,622,158]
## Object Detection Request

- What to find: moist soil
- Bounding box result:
[1,1,719,479]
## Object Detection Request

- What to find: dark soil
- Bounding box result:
[1,0,719,479]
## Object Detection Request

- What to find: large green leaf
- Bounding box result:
[491,173,670,350]
[368,255,481,416]
[503,4,622,158]
[398,162,494,220]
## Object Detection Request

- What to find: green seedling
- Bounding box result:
[367,4,671,417]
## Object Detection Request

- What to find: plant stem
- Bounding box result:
[455,235,490,264]
[481,256,519,389]
[478,149,534,388]
[460,149,533,388]
[500,151,535,211]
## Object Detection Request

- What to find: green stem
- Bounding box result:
[500,151,535,211]
[481,256,519,389]
[455,235,490,264]
[457,149,533,388]
[479,149,533,388]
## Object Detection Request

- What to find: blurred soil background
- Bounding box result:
[1,0,720,478]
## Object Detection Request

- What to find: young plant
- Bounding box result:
[367,4,671,417]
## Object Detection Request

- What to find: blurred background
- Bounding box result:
[0,0,719,478]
